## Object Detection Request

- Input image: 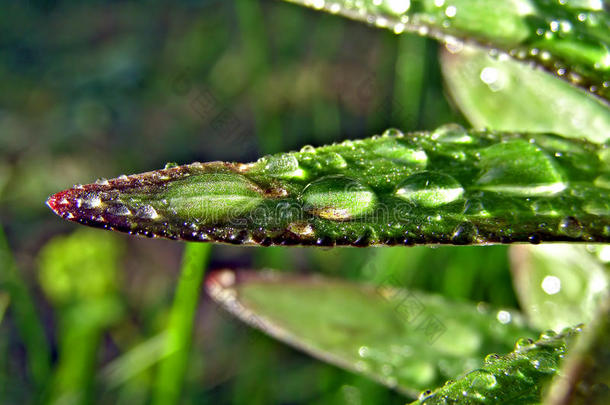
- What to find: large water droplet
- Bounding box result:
[432,123,472,143]
[372,139,428,167]
[320,152,347,169]
[301,175,377,220]
[476,140,566,196]
[469,369,498,390]
[395,171,464,207]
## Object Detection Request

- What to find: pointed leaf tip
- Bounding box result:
[47,127,610,246]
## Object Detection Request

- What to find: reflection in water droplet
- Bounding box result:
[395,171,464,207]
[301,175,377,220]
[135,205,159,219]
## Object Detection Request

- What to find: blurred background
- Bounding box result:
[0,1,526,404]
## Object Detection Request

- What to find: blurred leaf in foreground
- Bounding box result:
[38,229,125,405]
[509,244,608,332]
[283,0,610,102]
[410,327,581,405]
[205,270,536,397]
[47,127,610,246]
[440,43,610,143]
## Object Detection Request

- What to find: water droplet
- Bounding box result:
[262,155,305,178]
[301,175,377,221]
[418,389,433,400]
[469,369,498,390]
[432,124,472,143]
[95,178,109,186]
[300,145,316,153]
[558,216,583,238]
[382,128,404,138]
[77,193,101,209]
[484,353,500,364]
[451,222,477,245]
[463,199,490,217]
[541,275,561,295]
[372,139,428,166]
[135,205,159,219]
[164,162,179,169]
[395,171,464,207]
[529,354,557,373]
[496,310,511,324]
[476,140,566,196]
[514,337,534,351]
[118,174,129,181]
[321,152,347,169]
[107,205,131,216]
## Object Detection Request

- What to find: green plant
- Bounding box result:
[45,1,610,404]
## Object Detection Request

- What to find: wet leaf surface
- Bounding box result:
[205,270,537,397]
[283,0,610,102]
[47,127,610,246]
[410,326,581,405]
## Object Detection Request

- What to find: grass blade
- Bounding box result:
[152,243,211,405]
[47,128,610,246]
[282,0,610,102]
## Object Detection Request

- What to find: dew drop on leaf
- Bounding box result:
[395,171,464,207]
[558,216,583,238]
[476,140,566,196]
[135,205,158,219]
[301,175,377,220]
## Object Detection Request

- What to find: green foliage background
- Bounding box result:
[0,0,580,404]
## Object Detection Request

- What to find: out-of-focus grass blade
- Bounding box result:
[205,270,537,397]
[283,0,610,103]
[47,127,610,246]
[544,294,610,405]
[0,225,51,392]
[440,43,610,143]
[0,292,9,326]
[509,245,608,332]
[410,326,581,405]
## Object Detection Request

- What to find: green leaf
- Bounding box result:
[205,270,537,397]
[544,294,610,405]
[440,43,610,143]
[409,327,581,405]
[283,0,610,102]
[509,244,609,332]
[47,127,610,245]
